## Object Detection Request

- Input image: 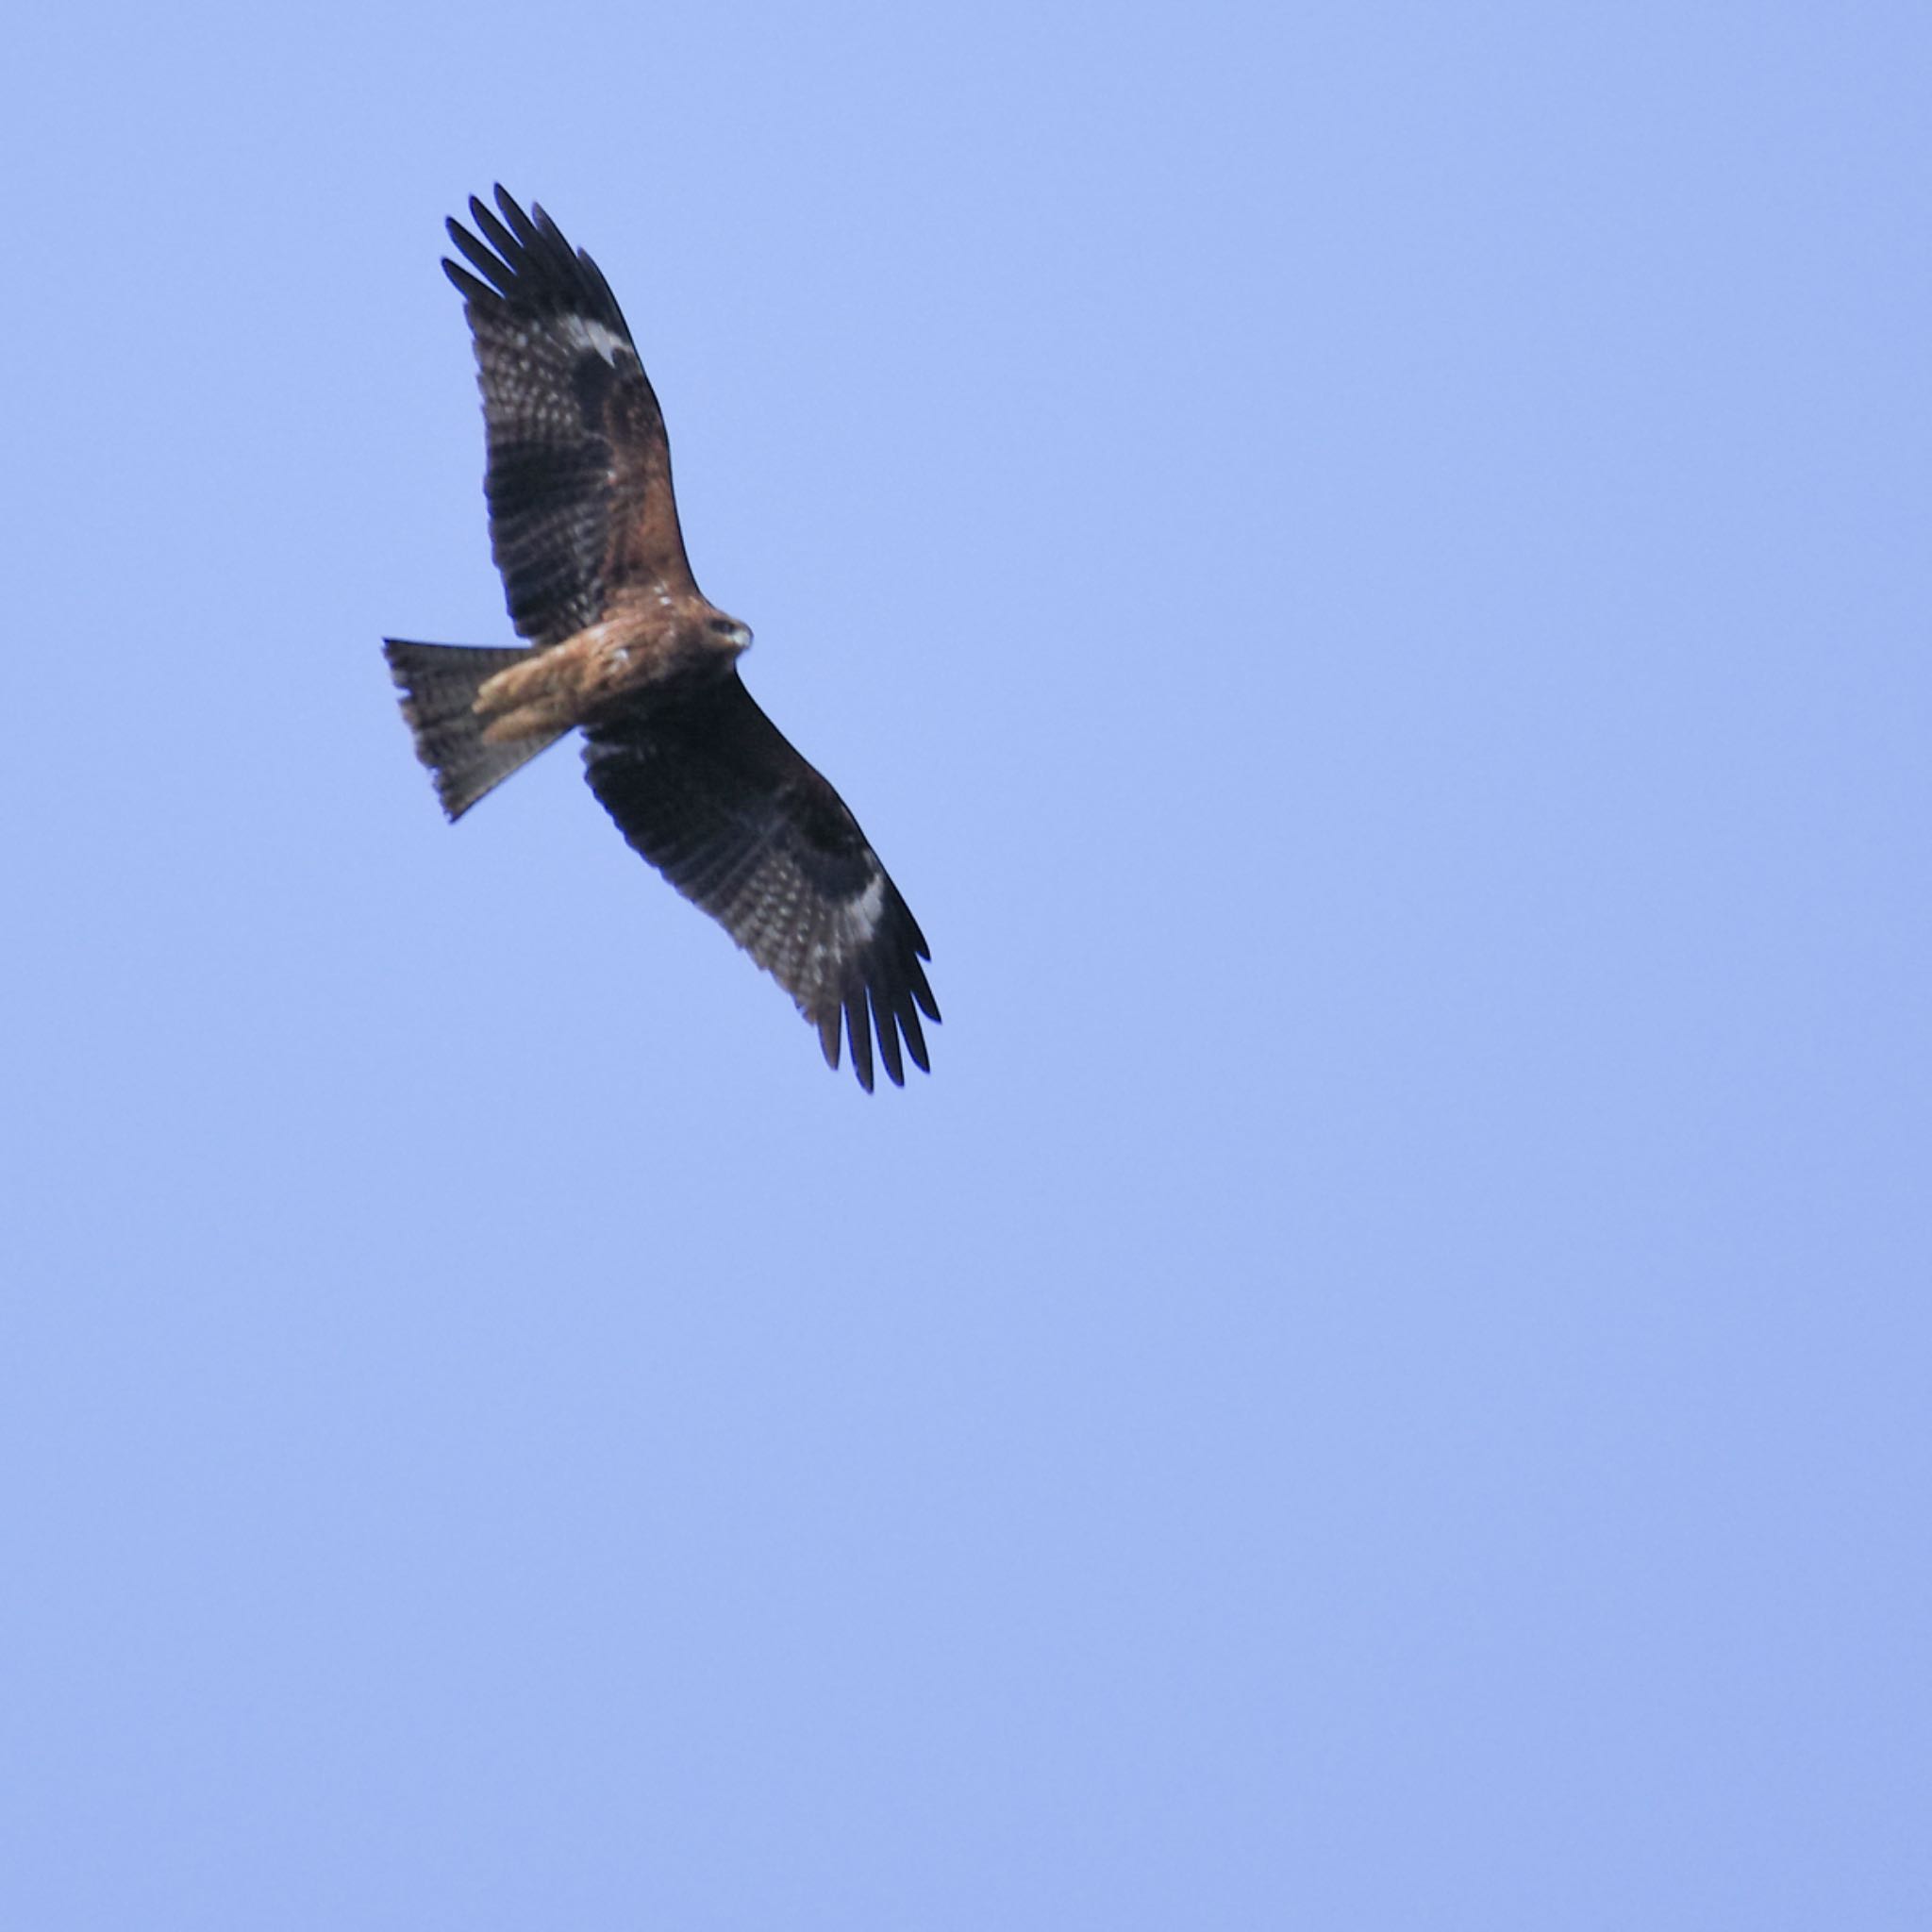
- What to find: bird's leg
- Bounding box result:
[475,635,603,741]
[475,622,654,741]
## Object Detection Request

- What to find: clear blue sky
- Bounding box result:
[6,3,1929,1925]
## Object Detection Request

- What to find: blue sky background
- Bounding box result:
[6,3,1929,1924]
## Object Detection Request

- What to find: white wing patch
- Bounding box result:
[782,870,889,1008]
[558,314,631,366]
[846,872,889,941]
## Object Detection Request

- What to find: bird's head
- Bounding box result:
[706,614,754,657]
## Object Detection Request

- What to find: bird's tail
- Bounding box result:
[382,640,566,821]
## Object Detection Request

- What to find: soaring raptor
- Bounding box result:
[385,188,938,1090]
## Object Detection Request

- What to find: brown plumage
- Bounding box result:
[384,188,937,1090]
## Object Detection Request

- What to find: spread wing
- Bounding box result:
[583,677,940,1091]
[442,186,694,646]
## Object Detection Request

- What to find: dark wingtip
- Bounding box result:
[872,990,907,1089]
[493,184,534,233]
[839,890,939,1091]
[910,960,941,1024]
[441,186,627,335]
[441,258,492,305]
[845,989,875,1092]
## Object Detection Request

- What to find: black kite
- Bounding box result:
[384,189,938,1090]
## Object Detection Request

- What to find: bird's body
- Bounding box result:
[384,189,937,1090]
[474,609,742,742]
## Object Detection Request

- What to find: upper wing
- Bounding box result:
[583,676,939,1091]
[441,187,694,647]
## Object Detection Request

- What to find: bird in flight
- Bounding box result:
[385,188,937,1090]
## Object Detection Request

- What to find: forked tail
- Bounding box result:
[382,641,566,820]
